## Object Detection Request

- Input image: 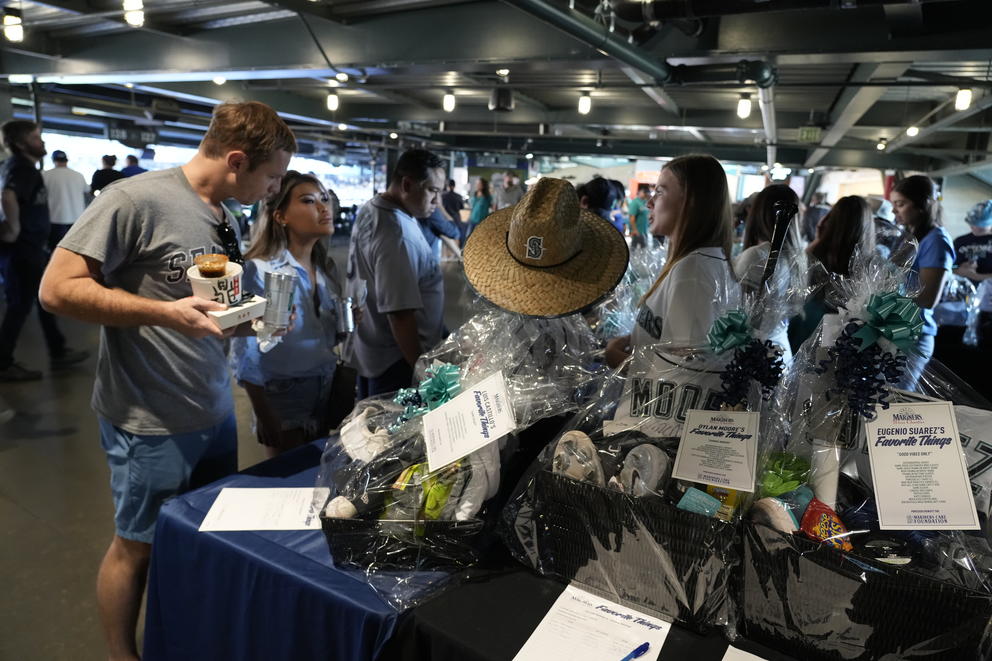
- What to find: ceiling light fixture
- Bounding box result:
[737,93,752,120]
[906,126,920,137]
[807,168,815,174]
[335,72,349,83]
[326,92,339,112]
[876,137,887,151]
[212,76,226,86]
[122,0,143,27]
[496,68,510,78]
[578,92,591,115]
[337,122,347,131]
[3,9,24,42]
[525,153,534,160]
[8,74,33,84]
[389,132,398,140]
[442,90,456,113]
[955,88,973,111]
[124,82,134,89]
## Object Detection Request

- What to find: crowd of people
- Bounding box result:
[1,98,991,661]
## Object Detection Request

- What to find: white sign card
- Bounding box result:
[199,487,329,532]
[423,371,516,472]
[722,647,768,661]
[866,401,980,530]
[512,584,669,661]
[671,409,760,492]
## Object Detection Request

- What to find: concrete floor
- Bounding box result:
[0,239,476,661]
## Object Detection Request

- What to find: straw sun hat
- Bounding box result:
[463,177,629,317]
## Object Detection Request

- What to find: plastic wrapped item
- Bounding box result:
[414,305,605,427]
[589,239,667,340]
[500,359,740,632]
[934,274,978,329]
[964,280,990,347]
[738,254,992,660]
[314,310,606,610]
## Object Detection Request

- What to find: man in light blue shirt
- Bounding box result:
[347,149,446,397]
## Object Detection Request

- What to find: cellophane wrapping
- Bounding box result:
[313,309,605,610]
[738,250,992,661]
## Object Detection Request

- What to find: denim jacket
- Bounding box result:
[233,250,341,386]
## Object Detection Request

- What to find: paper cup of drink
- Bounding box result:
[187,261,243,306]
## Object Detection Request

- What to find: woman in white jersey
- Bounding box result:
[605,154,739,367]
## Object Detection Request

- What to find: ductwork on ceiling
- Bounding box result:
[500,0,776,87]
[615,0,960,22]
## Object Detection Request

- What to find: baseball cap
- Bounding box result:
[52,150,67,161]
[965,200,992,228]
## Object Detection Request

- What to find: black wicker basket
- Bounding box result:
[739,520,992,661]
[320,513,485,572]
[530,470,738,632]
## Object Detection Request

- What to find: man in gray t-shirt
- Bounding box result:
[39,102,296,661]
[348,149,446,398]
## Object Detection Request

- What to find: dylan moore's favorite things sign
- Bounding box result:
[672,409,760,492]
[866,401,979,531]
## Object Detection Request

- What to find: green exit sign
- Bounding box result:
[798,125,822,144]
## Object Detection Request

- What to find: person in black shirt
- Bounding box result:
[440,180,467,246]
[90,154,125,194]
[0,120,88,380]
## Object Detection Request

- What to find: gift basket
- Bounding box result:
[502,292,811,633]
[737,250,992,661]
[313,311,607,609]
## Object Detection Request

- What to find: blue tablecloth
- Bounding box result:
[143,442,397,661]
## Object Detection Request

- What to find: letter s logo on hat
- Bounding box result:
[526,236,544,260]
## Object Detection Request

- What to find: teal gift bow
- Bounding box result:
[850,291,924,353]
[418,363,461,410]
[708,308,752,354]
[392,363,461,425]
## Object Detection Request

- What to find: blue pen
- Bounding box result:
[619,642,650,661]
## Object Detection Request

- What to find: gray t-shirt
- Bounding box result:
[347,194,444,378]
[59,167,236,435]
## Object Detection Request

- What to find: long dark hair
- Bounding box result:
[809,195,875,277]
[641,153,735,303]
[893,175,943,242]
[245,170,336,278]
[475,177,490,199]
[744,184,807,284]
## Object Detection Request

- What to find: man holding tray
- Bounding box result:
[40,101,296,661]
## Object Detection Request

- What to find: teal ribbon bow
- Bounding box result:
[418,363,461,410]
[850,291,924,353]
[708,309,752,354]
[392,363,461,426]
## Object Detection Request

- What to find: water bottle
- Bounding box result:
[261,270,297,332]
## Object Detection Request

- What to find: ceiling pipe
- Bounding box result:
[616,0,960,21]
[500,0,673,83]
[758,85,777,167]
[500,0,776,88]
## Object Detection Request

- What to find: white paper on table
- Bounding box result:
[866,400,980,530]
[423,371,516,472]
[512,584,670,661]
[671,409,760,493]
[198,487,329,532]
[722,647,769,661]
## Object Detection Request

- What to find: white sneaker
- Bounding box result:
[552,430,605,486]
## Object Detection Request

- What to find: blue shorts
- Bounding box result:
[99,414,238,544]
[260,373,332,441]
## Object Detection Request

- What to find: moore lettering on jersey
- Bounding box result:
[627,377,723,423]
